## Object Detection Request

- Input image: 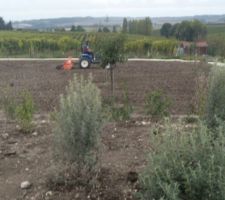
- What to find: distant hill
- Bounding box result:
[13,17,124,29]
[12,15,225,30]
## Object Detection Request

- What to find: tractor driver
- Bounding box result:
[82,40,95,60]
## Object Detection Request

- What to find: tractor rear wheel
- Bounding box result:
[79,58,91,69]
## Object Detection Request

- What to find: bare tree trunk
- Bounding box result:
[105,68,109,82]
[110,65,114,97]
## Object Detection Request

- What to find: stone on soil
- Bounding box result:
[2,133,9,139]
[32,132,38,136]
[20,181,32,189]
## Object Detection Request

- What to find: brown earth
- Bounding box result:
[0,61,210,200]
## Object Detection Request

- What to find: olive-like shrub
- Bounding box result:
[139,121,225,200]
[54,74,103,171]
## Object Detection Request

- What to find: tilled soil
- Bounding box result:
[0,60,209,114]
[0,61,210,200]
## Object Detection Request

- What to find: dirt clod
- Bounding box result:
[127,171,138,183]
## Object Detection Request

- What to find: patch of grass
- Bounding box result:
[105,86,133,122]
[1,89,35,133]
[15,91,35,133]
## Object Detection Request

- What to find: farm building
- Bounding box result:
[196,41,208,55]
[177,41,208,56]
[181,41,192,55]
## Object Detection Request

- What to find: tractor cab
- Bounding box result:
[79,41,100,68]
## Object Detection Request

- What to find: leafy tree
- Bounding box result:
[170,20,207,41]
[103,26,110,33]
[170,23,180,38]
[71,25,76,32]
[160,23,172,38]
[0,17,5,29]
[6,21,13,30]
[98,27,102,32]
[192,20,207,40]
[0,17,13,30]
[128,17,152,36]
[98,34,127,96]
[71,25,85,32]
[144,17,152,35]
[176,20,193,41]
[112,25,117,33]
[122,17,128,33]
[77,25,85,32]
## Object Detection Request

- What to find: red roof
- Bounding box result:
[196,41,208,48]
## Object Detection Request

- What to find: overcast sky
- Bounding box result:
[1,0,225,21]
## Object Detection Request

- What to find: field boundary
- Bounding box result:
[0,58,224,66]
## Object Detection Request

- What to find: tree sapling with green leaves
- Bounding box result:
[98,33,127,96]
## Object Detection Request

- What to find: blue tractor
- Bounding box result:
[56,41,100,70]
[79,40,100,69]
[79,52,100,69]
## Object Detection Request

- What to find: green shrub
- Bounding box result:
[145,90,171,119]
[110,89,133,121]
[15,91,35,133]
[138,121,225,200]
[54,75,102,171]
[1,89,35,132]
[206,66,225,127]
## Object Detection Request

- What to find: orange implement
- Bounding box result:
[63,57,73,70]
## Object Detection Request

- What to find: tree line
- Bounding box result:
[122,17,152,36]
[71,25,85,32]
[0,17,13,30]
[160,20,207,41]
